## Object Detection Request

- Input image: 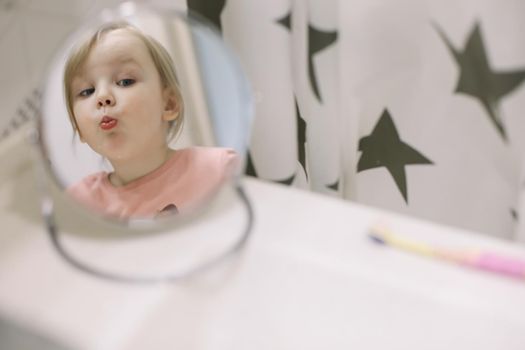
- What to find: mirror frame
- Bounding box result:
[29,1,255,283]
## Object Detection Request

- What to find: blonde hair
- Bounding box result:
[63,21,184,141]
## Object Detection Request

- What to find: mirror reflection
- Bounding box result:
[64,21,239,219]
[40,4,251,223]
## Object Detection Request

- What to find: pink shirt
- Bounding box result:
[67,147,238,219]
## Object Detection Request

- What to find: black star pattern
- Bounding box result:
[275,12,338,103]
[327,179,339,191]
[246,11,294,181]
[308,25,337,103]
[246,156,296,185]
[187,0,227,32]
[295,98,308,180]
[245,98,307,185]
[275,174,295,186]
[435,22,525,141]
[358,109,433,203]
[276,12,291,31]
[249,11,337,187]
[245,151,258,177]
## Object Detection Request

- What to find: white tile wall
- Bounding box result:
[20,11,79,84]
[23,0,95,16]
[0,3,16,35]
[0,18,30,132]
[0,0,122,131]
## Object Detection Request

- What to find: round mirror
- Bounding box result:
[38,1,252,223]
[32,1,254,282]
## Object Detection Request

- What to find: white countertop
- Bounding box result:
[0,134,524,350]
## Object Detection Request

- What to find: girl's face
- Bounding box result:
[70,29,177,163]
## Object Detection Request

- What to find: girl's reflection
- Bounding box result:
[64,22,238,219]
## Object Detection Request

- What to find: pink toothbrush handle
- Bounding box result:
[474,253,525,279]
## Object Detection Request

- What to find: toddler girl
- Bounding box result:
[64,22,238,219]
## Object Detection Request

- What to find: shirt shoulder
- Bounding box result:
[66,172,110,204]
[158,147,239,204]
[181,146,239,170]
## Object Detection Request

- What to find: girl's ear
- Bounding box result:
[162,88,179,121]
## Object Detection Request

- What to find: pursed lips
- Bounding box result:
[100,115,118,130]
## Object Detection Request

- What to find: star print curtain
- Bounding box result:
[189,0,525,242]
[340,0,525,241]
[222,0,302,187]
[189,0,343,193]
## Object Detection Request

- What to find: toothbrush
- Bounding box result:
[369,226,525,281]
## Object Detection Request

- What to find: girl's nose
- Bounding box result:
[97,92,115,108]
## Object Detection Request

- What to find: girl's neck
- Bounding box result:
[108,147,175,187]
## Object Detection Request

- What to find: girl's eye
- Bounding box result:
[78,88,94,97]
[117,78,135,87]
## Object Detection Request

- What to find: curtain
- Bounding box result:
[339,0,525,240]
[189,0,525,241]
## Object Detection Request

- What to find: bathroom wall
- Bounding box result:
[0,0,122,132]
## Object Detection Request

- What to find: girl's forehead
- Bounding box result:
[79,30,152,74]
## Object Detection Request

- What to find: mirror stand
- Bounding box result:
[29,128,254,284]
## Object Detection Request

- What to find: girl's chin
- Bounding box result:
[105,152,130,162]
[97,147,127,161]
[97,144,130,161]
